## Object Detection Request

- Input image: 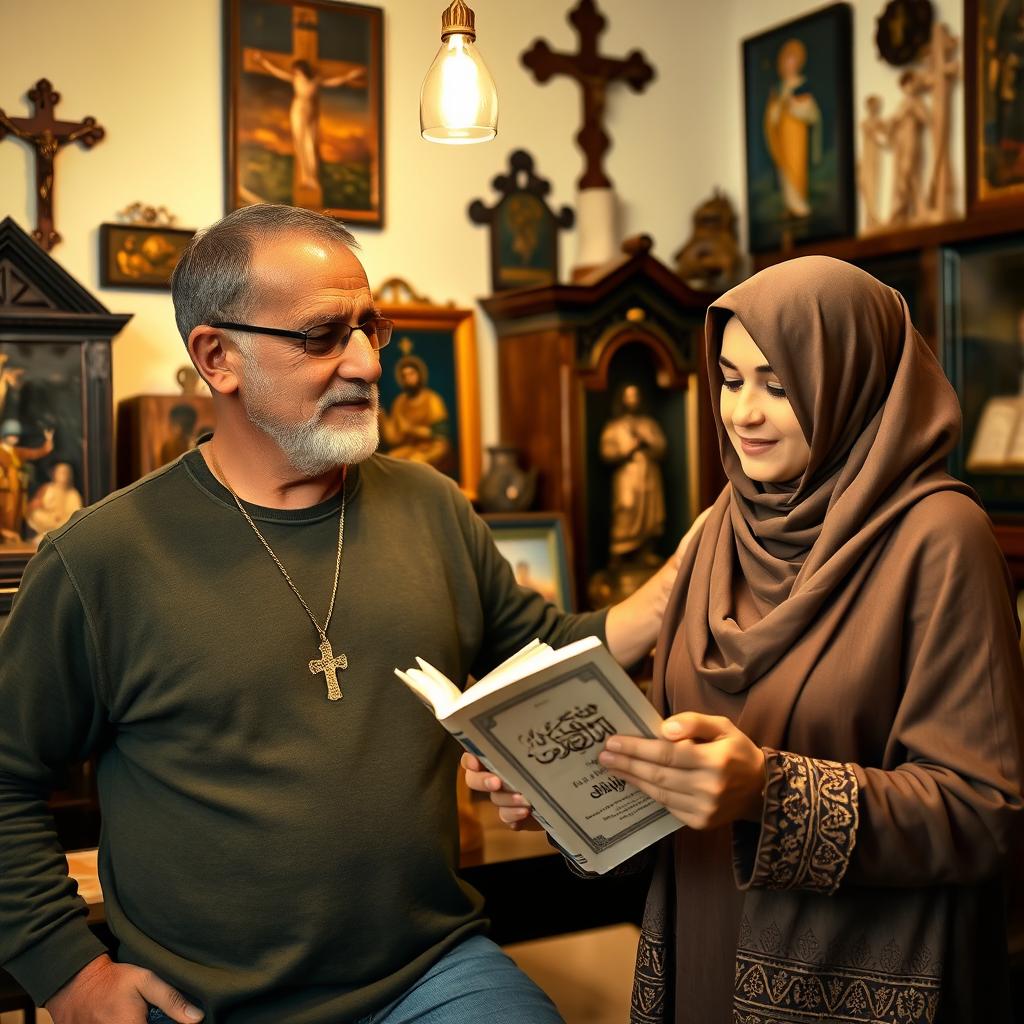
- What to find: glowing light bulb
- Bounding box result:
[420,2,498,144]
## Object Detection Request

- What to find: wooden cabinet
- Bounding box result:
[481,239,723,602]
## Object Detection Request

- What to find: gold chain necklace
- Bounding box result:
[208,445,348,702]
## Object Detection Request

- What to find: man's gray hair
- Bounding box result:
[170,204,359,344]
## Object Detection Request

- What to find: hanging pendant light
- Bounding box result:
[420,0,498,144]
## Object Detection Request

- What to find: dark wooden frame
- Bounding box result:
[965,0,1024,215]
[469,150,574,292]
[223,0,385,226]
[0,217,128,612]
[482,511,576,613]
[742,2,855,253]
[98,223,195,289]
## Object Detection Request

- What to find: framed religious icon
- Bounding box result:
[99,223,195,289]
[116,392,216,487]
[468,150,574,292]
[0,217,128,612]
[483,512,574,613]
[374,278,481,499]
[742,3,855,252]
[965,0,1024,212]
[224,0,385,226]
[940,235,1024,520]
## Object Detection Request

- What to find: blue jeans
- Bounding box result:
[146,935,563,1024]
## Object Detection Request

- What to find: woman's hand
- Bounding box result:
[461,752,543,831]
[598,712,766,830]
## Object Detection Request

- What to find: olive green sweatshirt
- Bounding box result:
[0,449,606,1022]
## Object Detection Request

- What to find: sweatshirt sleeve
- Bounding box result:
[451,490,608,681]
[0,539,111,1004]
[734,504,1024,894]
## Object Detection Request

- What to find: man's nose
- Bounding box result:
[339,329,382,383]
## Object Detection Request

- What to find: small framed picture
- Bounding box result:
[99,224,195,289]
[965,0,1024,212]
[483,512,574,613]
[742,3,855,252]
[224,0,385,225]
[116,393,216,487]
[375,280,481,499]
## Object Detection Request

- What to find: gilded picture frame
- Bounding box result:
[375,278,481,499]
[98,224,195,290]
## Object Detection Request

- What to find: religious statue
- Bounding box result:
[0,419,55,544]
[764,38,821,220]
[922,22,960,221]
[673,190,742,290]
[249,51,363,195]
[601,383,667,565]
[378,356,452,470]
[858,95,890,231]
[25,461,83,549]
[888,69,929,224]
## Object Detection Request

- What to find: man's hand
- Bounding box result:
[598,712,766,830]
[460,752,542,832]
[45,954,203,1024]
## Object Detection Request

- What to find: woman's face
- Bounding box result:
[719,317,810,484]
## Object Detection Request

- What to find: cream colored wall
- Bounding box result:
[0,0,966,449]
[0,0,733,449]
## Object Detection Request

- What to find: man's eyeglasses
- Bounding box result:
[211,317,394,359]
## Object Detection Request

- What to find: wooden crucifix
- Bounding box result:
[0,79,105,251]
[521,0,655,190]
[242,5,366,209]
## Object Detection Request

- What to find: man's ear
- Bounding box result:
[189,326,239,396]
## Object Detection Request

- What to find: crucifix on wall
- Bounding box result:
[520,0,655,275]
[242,4,367,209]
[0,79,105,251]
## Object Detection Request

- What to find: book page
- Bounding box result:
[967,397,1020,472]
[453,635,602,712]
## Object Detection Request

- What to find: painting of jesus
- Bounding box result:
[225,0,384,225]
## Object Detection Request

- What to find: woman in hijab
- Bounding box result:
[466,256,1024,1023]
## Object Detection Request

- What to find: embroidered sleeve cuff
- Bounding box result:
[733,748,859,894]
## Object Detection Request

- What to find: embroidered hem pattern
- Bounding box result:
[630,926,668,1024]
[733,948,940,1023]
[749,750,859,894]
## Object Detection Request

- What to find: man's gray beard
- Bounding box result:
[241,366,380,476]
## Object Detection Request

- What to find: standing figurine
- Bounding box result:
[858,95,890,230]
[888,69,929,224]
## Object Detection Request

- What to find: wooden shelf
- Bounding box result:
[753,202,1024,269]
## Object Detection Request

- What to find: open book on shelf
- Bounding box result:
[396,635,681,874]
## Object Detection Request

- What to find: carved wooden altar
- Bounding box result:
[0,216,129,612]
[480,238,723,603]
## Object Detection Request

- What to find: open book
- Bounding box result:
[396,636,681,874]
[967,395,1024,472]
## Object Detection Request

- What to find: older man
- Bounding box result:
[0,205,695,1024]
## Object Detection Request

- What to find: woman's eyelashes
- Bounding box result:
[721,376,788,399]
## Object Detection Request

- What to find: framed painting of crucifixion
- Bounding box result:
[224,0,385,226]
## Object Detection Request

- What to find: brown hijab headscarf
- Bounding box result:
[680,255,974,694]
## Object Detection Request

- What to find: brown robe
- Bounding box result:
[630,257,1024,1024]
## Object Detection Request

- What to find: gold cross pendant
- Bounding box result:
[308,637,347,701]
